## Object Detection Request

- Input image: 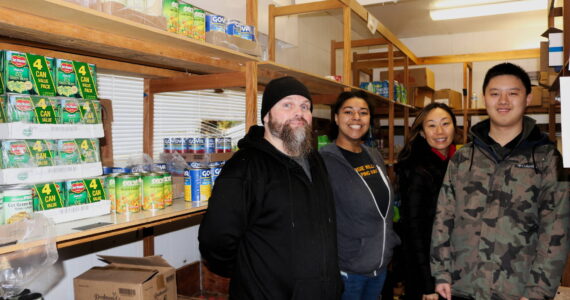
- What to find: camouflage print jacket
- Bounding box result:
[430,117,570,300]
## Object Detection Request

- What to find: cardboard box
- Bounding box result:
[434,89,463,109]
[74,255,177,300]
[529,86,543,107]
[549,32,564,68]
[540,70,558,87]
[411,87,434,108]
[379,68,435,89]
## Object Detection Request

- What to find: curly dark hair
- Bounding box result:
[328,91,375,141]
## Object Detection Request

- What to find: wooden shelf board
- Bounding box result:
[0,200,207,255]
[258,61,350,95]
[0,0,258,74]
[549,61,570,91]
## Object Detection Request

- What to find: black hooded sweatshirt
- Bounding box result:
[198,125,342,300]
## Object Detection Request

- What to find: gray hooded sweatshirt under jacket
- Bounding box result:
[320,143,401,275]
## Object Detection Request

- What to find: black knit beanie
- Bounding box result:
[261,76,312,124]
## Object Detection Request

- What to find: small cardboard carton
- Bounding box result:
[411,87,434,108]
[529,86,544,107]
[74,255,177,300]
[434,89,463,109]
[379,68,435,89]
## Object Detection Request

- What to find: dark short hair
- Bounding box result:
[482,63,531,95]
[328,91,374,140]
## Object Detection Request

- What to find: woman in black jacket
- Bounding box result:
[395,103,458,300]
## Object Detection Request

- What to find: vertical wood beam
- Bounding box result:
[352,52,359,86]
[331,40,337,76]
[403,57,410,141]
[142,227,154,256]
[387,44,395,163]
[143,79,154,158]
[564,0,570,76]
[269,4,276,61]
[342,6,352,85]
[549,103,556,142]
[246,62,258,130]
[246,0,258,28]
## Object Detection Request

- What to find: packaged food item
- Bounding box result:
[31,96,58,124]
[5,51,33,95]
[163,137,174,153]
[76,138,100,163]
[163,0,179,34]
[2,140,33,168]
[57,139,81,165]
[178,2,193,37]
[84,176,106,202]
[79,99,101,124]
[60,97,82,124]
[184,167,211,202]
[74,61,98,100]
[0,50,5,95]
[239,24,255,41]
[225,19,240,36]
[3,185,33,224]
[205,137,215,154]
[55,59,79,98]
[7,94,35,123]
[162,172,172,206]
[105,173,119,212]
[33,182,64,211]
[209,161,223,186]
[65,179,88,206]
[0,95,7,123]
[184,137,194,153]
[224,137,232,153]
[215,137,224,153]
[206,14,226,33]
[192,8,205,41]
[0,190,4,225]
[142,172,164,210]
[26,139,55,167]
[27,53,57,96]
[115,173,142,213]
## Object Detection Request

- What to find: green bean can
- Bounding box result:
[65,179,88,206]
[7,94,35,123]
[162,172,172,206]
[60,97,81,124]
[116,174,141,213]
[3,185,33,224]
[0,191,4,225]
[142,172,164,210]
[5,51,33,95]
[2,140,33,168]
[55,59,79,98]
[57,139,81,165]
[192,8,205,41]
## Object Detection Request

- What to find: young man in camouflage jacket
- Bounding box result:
[430,63,569,300]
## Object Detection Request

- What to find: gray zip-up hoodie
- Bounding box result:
[320,143,401,275]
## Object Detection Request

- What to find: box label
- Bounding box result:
[31,96,57,124]
[73,61,98,100]
[84,177,106,202]
[26,139,54,167]
[34,183,64,210]
[26,54,56,96]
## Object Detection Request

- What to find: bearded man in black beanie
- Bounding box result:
[199,76,342,300]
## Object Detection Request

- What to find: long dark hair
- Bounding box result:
[328,91,374,141]
[397,102,459,163]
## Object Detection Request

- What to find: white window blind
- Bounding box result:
[97,74,144,167]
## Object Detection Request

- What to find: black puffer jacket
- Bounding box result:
[396,137,450,298]
[198,125,342,300]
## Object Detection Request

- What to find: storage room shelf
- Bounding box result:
[0,0,258,74]
[0,123,104,139]
[0,199,207,255]
[549,60,569,92]
[0,162,102,185]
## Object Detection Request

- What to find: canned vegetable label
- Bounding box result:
[143,173,164,210]
[76,138,99,163]
[192,9,205,41]
[186,168,211,202]
[164,137,173,153]
[26,139,54,167]
[30,96,57,124]
[206,137,215,153]
[65,180,88,206]
[0,192,4,225]
[2,140,32,168]
[178,3,194,37]
[116,174,141,213]
[79,99,100,124]
[33,183,64,210]
[5,51,33,94]
[56,59,79,98]
[163,0,179,33]
[7,94,35,123]
[57,140,81,165]
[84,177,106,202]
[4,187,33,224]
[60,98,82,124]
[206,14,226,33]
[73,61,98,100]
[0,96,7,123]
[105,174,117,212]
[162,173,173,206]
[26,53,56,96]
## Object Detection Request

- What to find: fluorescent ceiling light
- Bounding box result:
[433,0,511,9]
[358,0,398,5]
[430,0,546,20]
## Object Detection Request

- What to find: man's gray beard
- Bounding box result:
[267,114,313,157]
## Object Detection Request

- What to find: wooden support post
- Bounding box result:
[403,57,410,141]
[246,0,258,28]
[388,44,395,164]
[331,40,337,76]
[342,6,351,86]
[269,4,276,61]
[246,62,258,130]
[143,78,154,158]
[352,52,359,86]
[143,227,155,256]
[462,62,471,144]
[549,103,556,142]
[564,0,570,76]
